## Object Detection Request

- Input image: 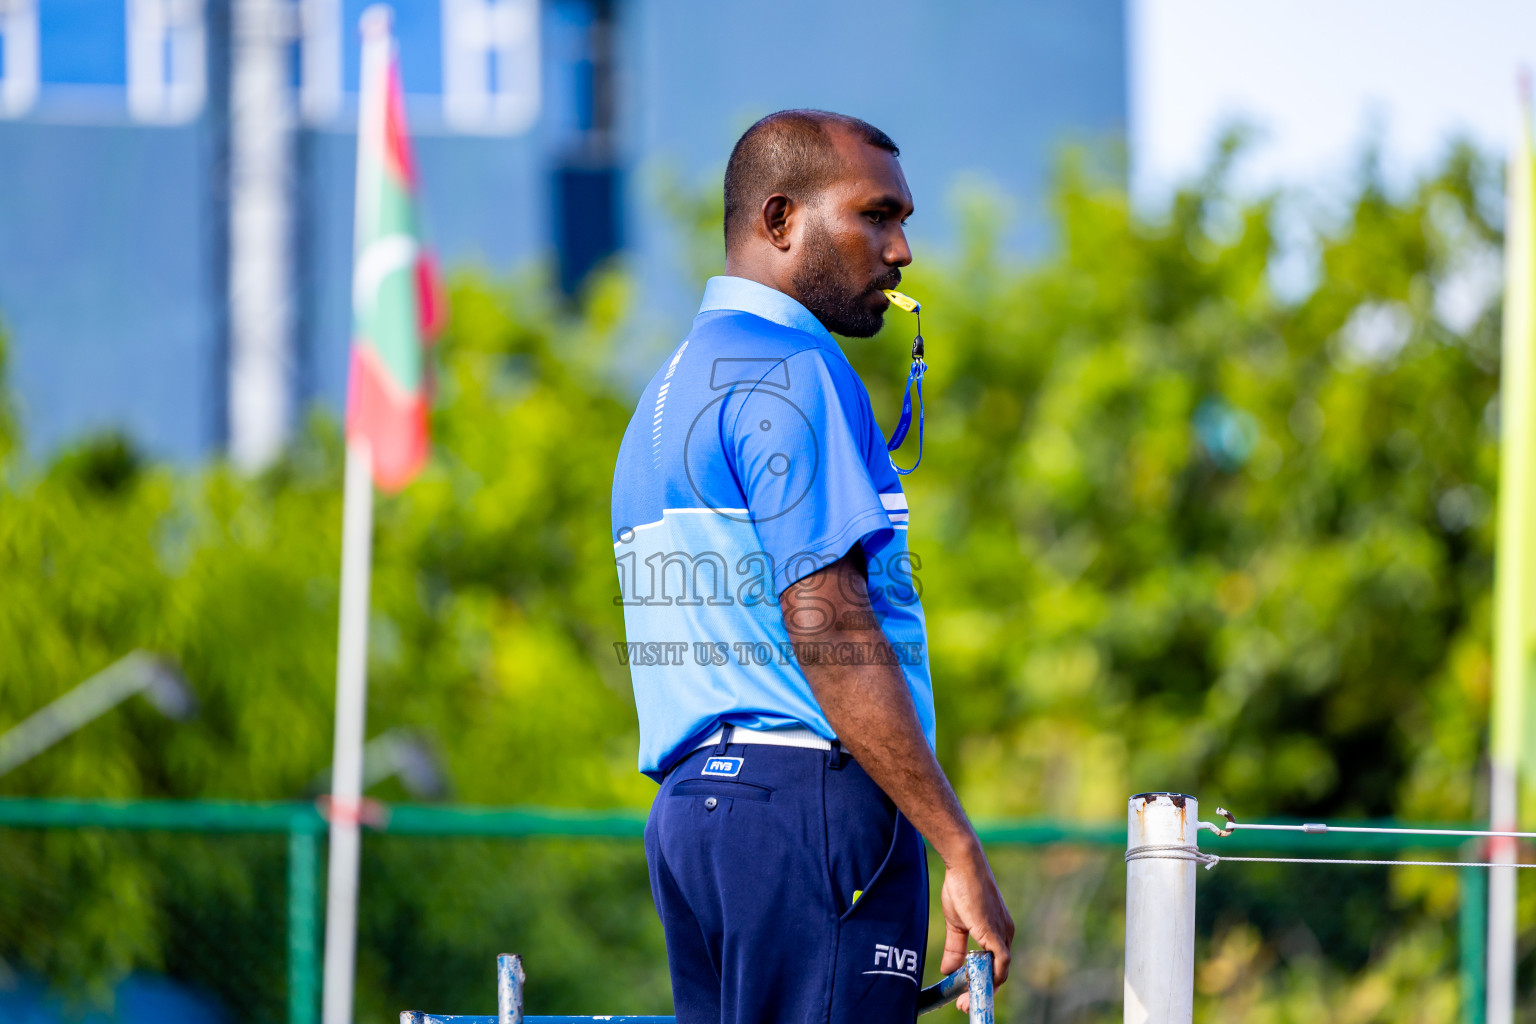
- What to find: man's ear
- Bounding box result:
[761,194,793,251]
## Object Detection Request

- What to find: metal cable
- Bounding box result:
[1209,856,1536,869]
[1131,808,1536,872]
[1219,822,1536,840]
[1127,843,1536,871]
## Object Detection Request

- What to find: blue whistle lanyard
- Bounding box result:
[886,317,925,475]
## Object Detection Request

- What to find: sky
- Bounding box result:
[1130,0,1536,204]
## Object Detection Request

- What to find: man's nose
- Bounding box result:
[886,228,912,268]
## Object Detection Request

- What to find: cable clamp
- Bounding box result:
[1125,843,1220,870]
[1199,807,1237,837]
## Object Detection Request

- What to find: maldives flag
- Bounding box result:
[345,16,445,491]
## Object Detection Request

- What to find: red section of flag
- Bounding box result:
[346,343,428,492]
[415,249,446,340]
[383,62,417,189]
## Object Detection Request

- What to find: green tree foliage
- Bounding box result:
[868,143,1502,829]
[848,143,1506,1020]
[0,274,661,1017]
[0,144,1517,1021]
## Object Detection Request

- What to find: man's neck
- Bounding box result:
[721,256,802,307]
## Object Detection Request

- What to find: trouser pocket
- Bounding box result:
[829,812,929,1022]
[671,778,773,803]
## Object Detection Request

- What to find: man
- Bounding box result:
[611,109,1013,1023]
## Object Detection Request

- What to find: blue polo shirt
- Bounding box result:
[611,276,934,778]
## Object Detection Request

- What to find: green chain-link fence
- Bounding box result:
[0,799,1492,1024]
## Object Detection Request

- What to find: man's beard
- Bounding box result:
[791,220,898,338]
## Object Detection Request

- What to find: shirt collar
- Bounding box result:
[697,276,833,343]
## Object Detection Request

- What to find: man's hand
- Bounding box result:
[781,549,1014,993]
[940,840,1014,1010]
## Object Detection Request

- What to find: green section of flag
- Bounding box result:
[353,88,425,397]
[373,164,417,240]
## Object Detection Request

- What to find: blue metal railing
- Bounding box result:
[398,950,997,1024]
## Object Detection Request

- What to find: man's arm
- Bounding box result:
[780,548,1015,987]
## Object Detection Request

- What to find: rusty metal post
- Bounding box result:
[1124,793,1197,1024]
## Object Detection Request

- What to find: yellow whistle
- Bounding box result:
[882,289,921,314]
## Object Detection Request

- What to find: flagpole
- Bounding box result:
[1489,77,1536,1024]
[322,9,392,1024]
[322,437,375,1024]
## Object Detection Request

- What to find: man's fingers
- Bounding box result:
[970,923,1012,984]
[940,921,968,972]
[939,920,969,975]
[991,943,1011,984]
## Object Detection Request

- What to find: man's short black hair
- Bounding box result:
[723,109,899,248]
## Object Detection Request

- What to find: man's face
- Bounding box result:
[790,134,915,338]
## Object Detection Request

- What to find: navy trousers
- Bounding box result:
[645,735,930,1024]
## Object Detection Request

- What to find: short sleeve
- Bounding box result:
[727,348,892,596]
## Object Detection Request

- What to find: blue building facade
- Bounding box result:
[0,0,1124,461]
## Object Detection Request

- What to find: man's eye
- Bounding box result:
[866,212,884,224]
